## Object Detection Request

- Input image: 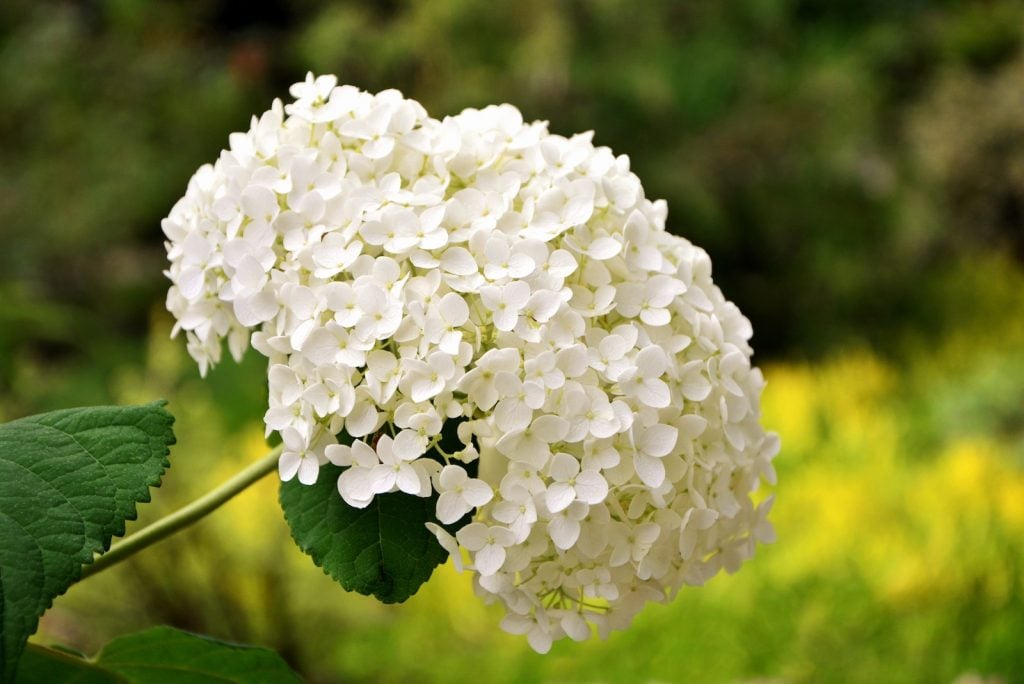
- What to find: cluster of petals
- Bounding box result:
[163,73,780,652]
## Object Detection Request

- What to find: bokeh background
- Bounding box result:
[2,1,1024,682]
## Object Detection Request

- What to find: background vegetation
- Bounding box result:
[2,1,1022,681]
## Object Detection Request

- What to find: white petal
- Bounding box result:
[368,464,397,494]
[456,521,489,551]
[241,185,277,220]
[555,344,588,377]
[350,439,379,467]
[561,612,590,642]
[425,522,463,572]
[337,467,377,508]
[278,452,301,481]
[549,452,580,481]
[532,414,569,443]
[474,543,507,576]
[504,281,531,309]
[491,526,516,547]
[303,328,339,366]
[548,515,581,550]
[635,345,668,378]
[439,464,468,490]
[440,247,478,275]
[324,444,351,467]
[178,267,205,300]
[572,470,608,504]
[234,290,278,327]
[546,482,576,513]
[346,401,378,437]
[396,464,424,495]
[493,309,518,332]
[634,452,665,488]
[461,479,494,507]
[439,292,469,325]
[526,626,553,655]
[495,398,533,433]
[546,249,577,278]
[392,429,426,462]
[587,236,622,260]
[640,423,679,458]
[436,491,470,525]
[677,414,708,439]
[681,372,712,402]
[374,435,396,465]
[297,456,320,485]
[564,196,594,226]
[637,378,671,409]
[640,307,670,327]
[679,526,698,560]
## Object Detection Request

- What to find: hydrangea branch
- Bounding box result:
[79,445,283,580]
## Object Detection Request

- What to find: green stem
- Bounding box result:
[79,444,282,580]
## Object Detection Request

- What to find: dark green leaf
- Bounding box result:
[16,626,301,683]
[0,402,175,682]
[280,466,445,604]
[15,644,124,684]
[280,422,471,604]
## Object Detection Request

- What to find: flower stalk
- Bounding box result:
[80,445,282,580]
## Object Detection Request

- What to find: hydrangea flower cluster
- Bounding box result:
[163,74,779,652]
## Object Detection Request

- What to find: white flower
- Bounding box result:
[495,414,569,470]
[456,522,516,576]
[545,452,608,512]
[491,483,537,542]
[615,275,685,327]
[303,322,370,368]
[354,285,403,341]
[492,372,545,432]
[564,386,619,441]
[332,439,381,508]
[164,75,779,653]
[360,208,421,255]
[483,235,535,281]
[619,346,671,409]
[480,281,531,331]
[547,500,589,550]
[424,292,469,355]
[400,351,457,403]
[369,432,432,496]
[631,422,679,489]
[456,348,520,410]
[278,427,323,485]
[436,465,494,524]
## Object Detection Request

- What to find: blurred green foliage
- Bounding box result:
[3,0,1024,682]
[4,0,1024,384]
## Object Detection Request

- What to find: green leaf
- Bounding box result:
[280,422,473,604]
[15,626,301,683]
[15,644,122,684]
[280,465,447,604]
[0,402,175,682]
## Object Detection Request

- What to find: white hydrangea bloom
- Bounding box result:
[163,73,780,652]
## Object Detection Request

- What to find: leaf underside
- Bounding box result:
[0,402,175,682]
